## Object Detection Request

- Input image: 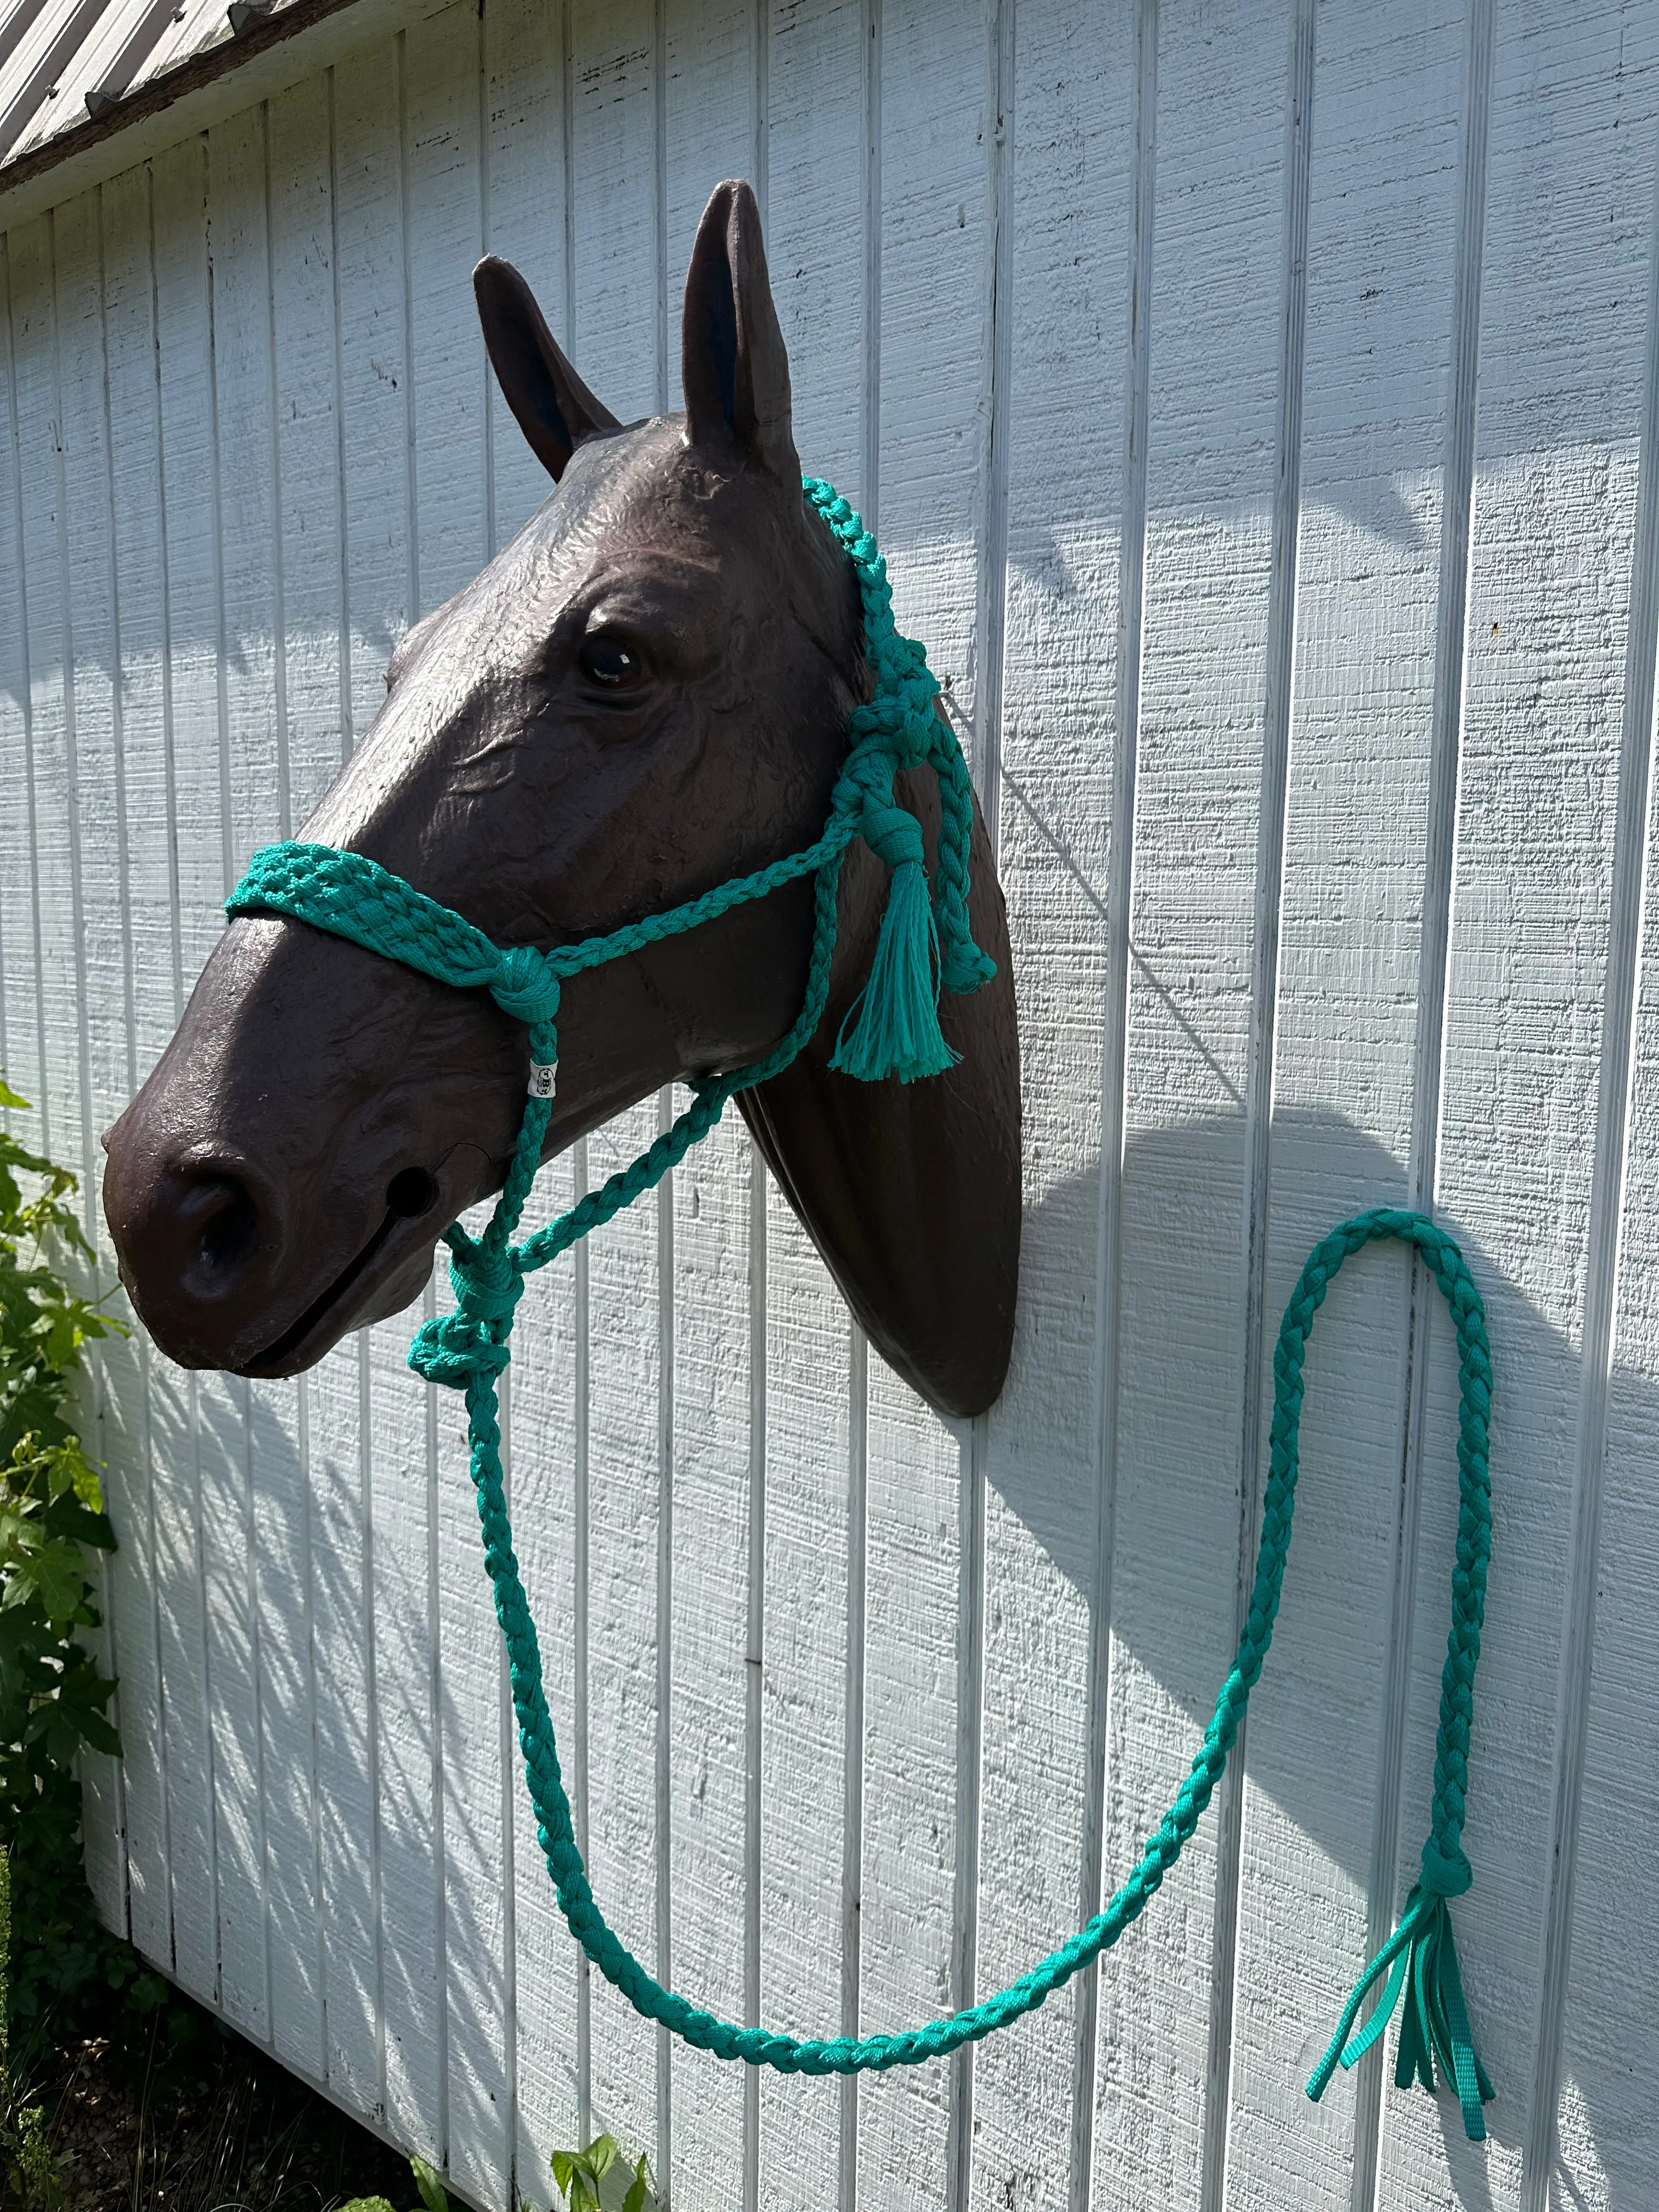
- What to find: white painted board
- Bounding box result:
[6,3,1659,2208]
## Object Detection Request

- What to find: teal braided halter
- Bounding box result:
[227,478,1494,2136]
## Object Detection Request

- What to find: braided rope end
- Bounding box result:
[939,934,997,996]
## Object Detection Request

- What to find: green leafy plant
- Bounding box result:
[0,1074,123,1822]
[0,1076,174,2044]
[0,1076,122,1459]
[550,2132,652,2212]
[341,2149,454,2211]
[411,2154,454,2211]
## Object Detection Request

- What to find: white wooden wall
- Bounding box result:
[3,0,1659,2205]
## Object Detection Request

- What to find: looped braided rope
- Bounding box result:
[224,482,1494,2132]
[426,1203,1496,2106]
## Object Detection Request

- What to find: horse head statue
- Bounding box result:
[102,180,1020,1421]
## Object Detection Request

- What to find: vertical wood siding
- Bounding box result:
[4,2,1659,2205]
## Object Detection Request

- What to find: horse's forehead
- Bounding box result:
[530,424,764,579]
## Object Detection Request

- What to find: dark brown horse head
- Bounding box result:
[102,180,1020,1420]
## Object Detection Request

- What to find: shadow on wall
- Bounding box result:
[999,1105,1636,2212]
[0,480,1437,725]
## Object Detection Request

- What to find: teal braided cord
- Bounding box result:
[1301,1210,1496,2137]
[417,855,847,1396]
[514,856,843,1277]
[803,477,995,996]
[230,842,509,990]
[457,1205,1492,2075]
[510,1079,733,1279]
[229,820,855,1005]
[928,724,998,995]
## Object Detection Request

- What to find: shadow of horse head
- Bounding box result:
[100,179,1021,1420]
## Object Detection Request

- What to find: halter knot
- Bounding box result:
[860,796,927,874]
[449,1246,524,1324]
[408,1244,523,1389]
[490,946,563,1028]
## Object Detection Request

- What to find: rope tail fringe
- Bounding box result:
[1307,1884,1493,2142]
[830,854,957,1083]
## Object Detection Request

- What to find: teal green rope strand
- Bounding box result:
[228,822,856,1019]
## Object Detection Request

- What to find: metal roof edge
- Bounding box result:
[0,0,453,230]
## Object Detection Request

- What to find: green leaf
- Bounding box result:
[4,1542,87,1628]
[622,2152,651,2212]
[585,2134,619,2181]
[410,2154,450,2211]
[336,2200,397,2212]
[42,1495,114,1551]
[0,1077,29,1110]
[551,2151,577,2197]
[71,1706,122,1759]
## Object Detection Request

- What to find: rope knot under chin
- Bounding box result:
[408,1311,512,1389]
[449,1247,524,1324]
[490,945,563,1028]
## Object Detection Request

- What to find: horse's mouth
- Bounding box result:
[236,1154,482,1379]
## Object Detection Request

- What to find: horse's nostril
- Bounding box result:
[196,1180,259,1276]
[385,1167,441,1220]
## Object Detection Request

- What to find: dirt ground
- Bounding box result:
[26,1995,421,2212]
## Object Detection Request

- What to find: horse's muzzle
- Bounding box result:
[100,1113,466,1374]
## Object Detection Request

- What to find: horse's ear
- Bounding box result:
[681,179,798,479]
[473,256,618,481]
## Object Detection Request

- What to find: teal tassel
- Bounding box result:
[1307,1885,1493,2142]
[830,857,958,1084]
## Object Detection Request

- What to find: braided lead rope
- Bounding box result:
[224,481,1496,2132]
[445,1204,1492,2123]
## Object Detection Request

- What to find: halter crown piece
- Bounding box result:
[228,479,1495,2135]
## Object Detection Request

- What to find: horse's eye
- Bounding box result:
[579,636,643,688]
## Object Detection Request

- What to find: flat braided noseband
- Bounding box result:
[227,478,1494,2136]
